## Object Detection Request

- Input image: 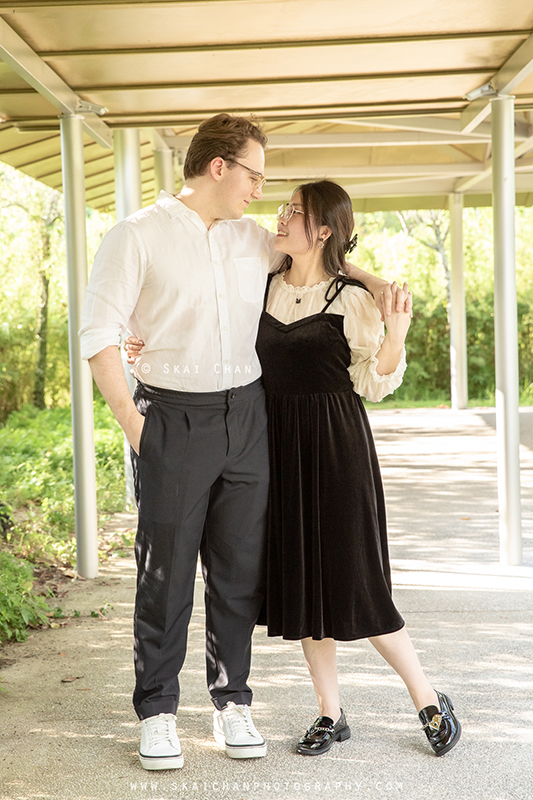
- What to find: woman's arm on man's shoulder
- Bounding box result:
[343,262,412,321]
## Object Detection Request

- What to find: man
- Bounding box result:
[79,114,393,770]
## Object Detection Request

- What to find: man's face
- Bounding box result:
[217,139,265,219]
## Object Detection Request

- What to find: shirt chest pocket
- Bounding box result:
[233,257,264,303]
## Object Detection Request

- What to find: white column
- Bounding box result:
[114,128,143,219]
[449,193,468,410]
[60,114,98,579]
[491,94,522,566]
[113,129,143,507]
[154,147,175,195]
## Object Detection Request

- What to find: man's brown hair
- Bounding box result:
[183,113,267,180]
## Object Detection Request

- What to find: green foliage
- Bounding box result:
[0,401,125,564]
[0,551,50,644]
[394,301,451,401]
[466,295,495,400]
[0,163,114,423]
[90,603,114,618]
[351,206,533,404]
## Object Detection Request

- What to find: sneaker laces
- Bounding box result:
[144,714,177,747]
[223,704,256,737]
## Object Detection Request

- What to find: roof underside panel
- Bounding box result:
[1,0,533,212]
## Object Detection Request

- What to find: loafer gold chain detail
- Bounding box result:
[418,691,462,757]
[427,713,444,731]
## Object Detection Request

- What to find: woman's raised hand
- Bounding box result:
[374,279,413,321]
[384,281,412,343]
[124,335,145,364]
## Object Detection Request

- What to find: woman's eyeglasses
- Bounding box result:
[277,204,314,222]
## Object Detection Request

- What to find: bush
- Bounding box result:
[0,550,50,644]
[392,301,451,402]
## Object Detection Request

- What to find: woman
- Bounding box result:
[125,180,461,758]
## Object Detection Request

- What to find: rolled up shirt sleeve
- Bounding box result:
[342,288,407,403]
[79,220,146,360]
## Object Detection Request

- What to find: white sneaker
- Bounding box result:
[213,702,267,758]
[139,713,184,770]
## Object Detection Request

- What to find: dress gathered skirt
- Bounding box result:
[255,304,404,641]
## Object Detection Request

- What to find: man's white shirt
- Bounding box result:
[80,191,281,392]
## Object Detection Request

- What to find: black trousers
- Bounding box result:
[131,378,269,720]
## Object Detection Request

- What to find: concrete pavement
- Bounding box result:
[1,406,532,800]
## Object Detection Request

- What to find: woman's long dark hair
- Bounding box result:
[277,180,358,278]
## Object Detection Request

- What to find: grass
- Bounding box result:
[365,388,533,410]
[0,401,125,566]
[0,400,126,650]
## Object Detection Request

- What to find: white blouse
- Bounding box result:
[265,273,407,403]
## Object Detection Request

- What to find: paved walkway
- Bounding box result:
[1,407,532,800]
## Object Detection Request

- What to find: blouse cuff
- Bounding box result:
[359,346,407,402]
[368,345,407,386]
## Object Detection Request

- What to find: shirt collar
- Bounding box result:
[156,190,194,220]
[156,189,227,231]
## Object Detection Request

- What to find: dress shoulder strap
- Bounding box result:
[321,276,369,312]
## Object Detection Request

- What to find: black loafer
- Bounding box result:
[419,691,461,757]
[296,709,351,756]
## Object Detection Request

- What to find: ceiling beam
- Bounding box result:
[461,32,533,133]
[89,108,475,127]
[355,114,495,136]
[2,107,475,129]
[149,128,172,151]
[263,163,489,180]
[493,30,533,93]
[35,29,532,58]
[261,173,445,194]
[88,105,471,123]
[0,17,112,147]
[74,67,496,94]
[2,100,465,126]
[344,114,532,140]
[165,131,494,149]
[0,0,244,6]
[455,130,533,193]
[16,105,529,131]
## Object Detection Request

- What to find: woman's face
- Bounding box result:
[274,191,317,257]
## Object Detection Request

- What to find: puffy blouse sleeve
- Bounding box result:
[340,285,407,403]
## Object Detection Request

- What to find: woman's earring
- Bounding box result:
[318,239,325,249]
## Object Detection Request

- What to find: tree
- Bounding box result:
[32,198,63,408]
[396,210,451,309]
[0,169,63,410]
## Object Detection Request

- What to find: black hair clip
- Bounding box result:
[344,233,358,254]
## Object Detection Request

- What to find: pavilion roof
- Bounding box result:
[1,0,533,212]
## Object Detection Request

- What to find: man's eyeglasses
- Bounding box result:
[225,159,266,190]
[277,203,315,222]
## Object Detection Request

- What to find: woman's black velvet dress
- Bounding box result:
[255,280,404,641]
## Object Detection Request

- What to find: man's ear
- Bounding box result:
[210,156,225,181]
